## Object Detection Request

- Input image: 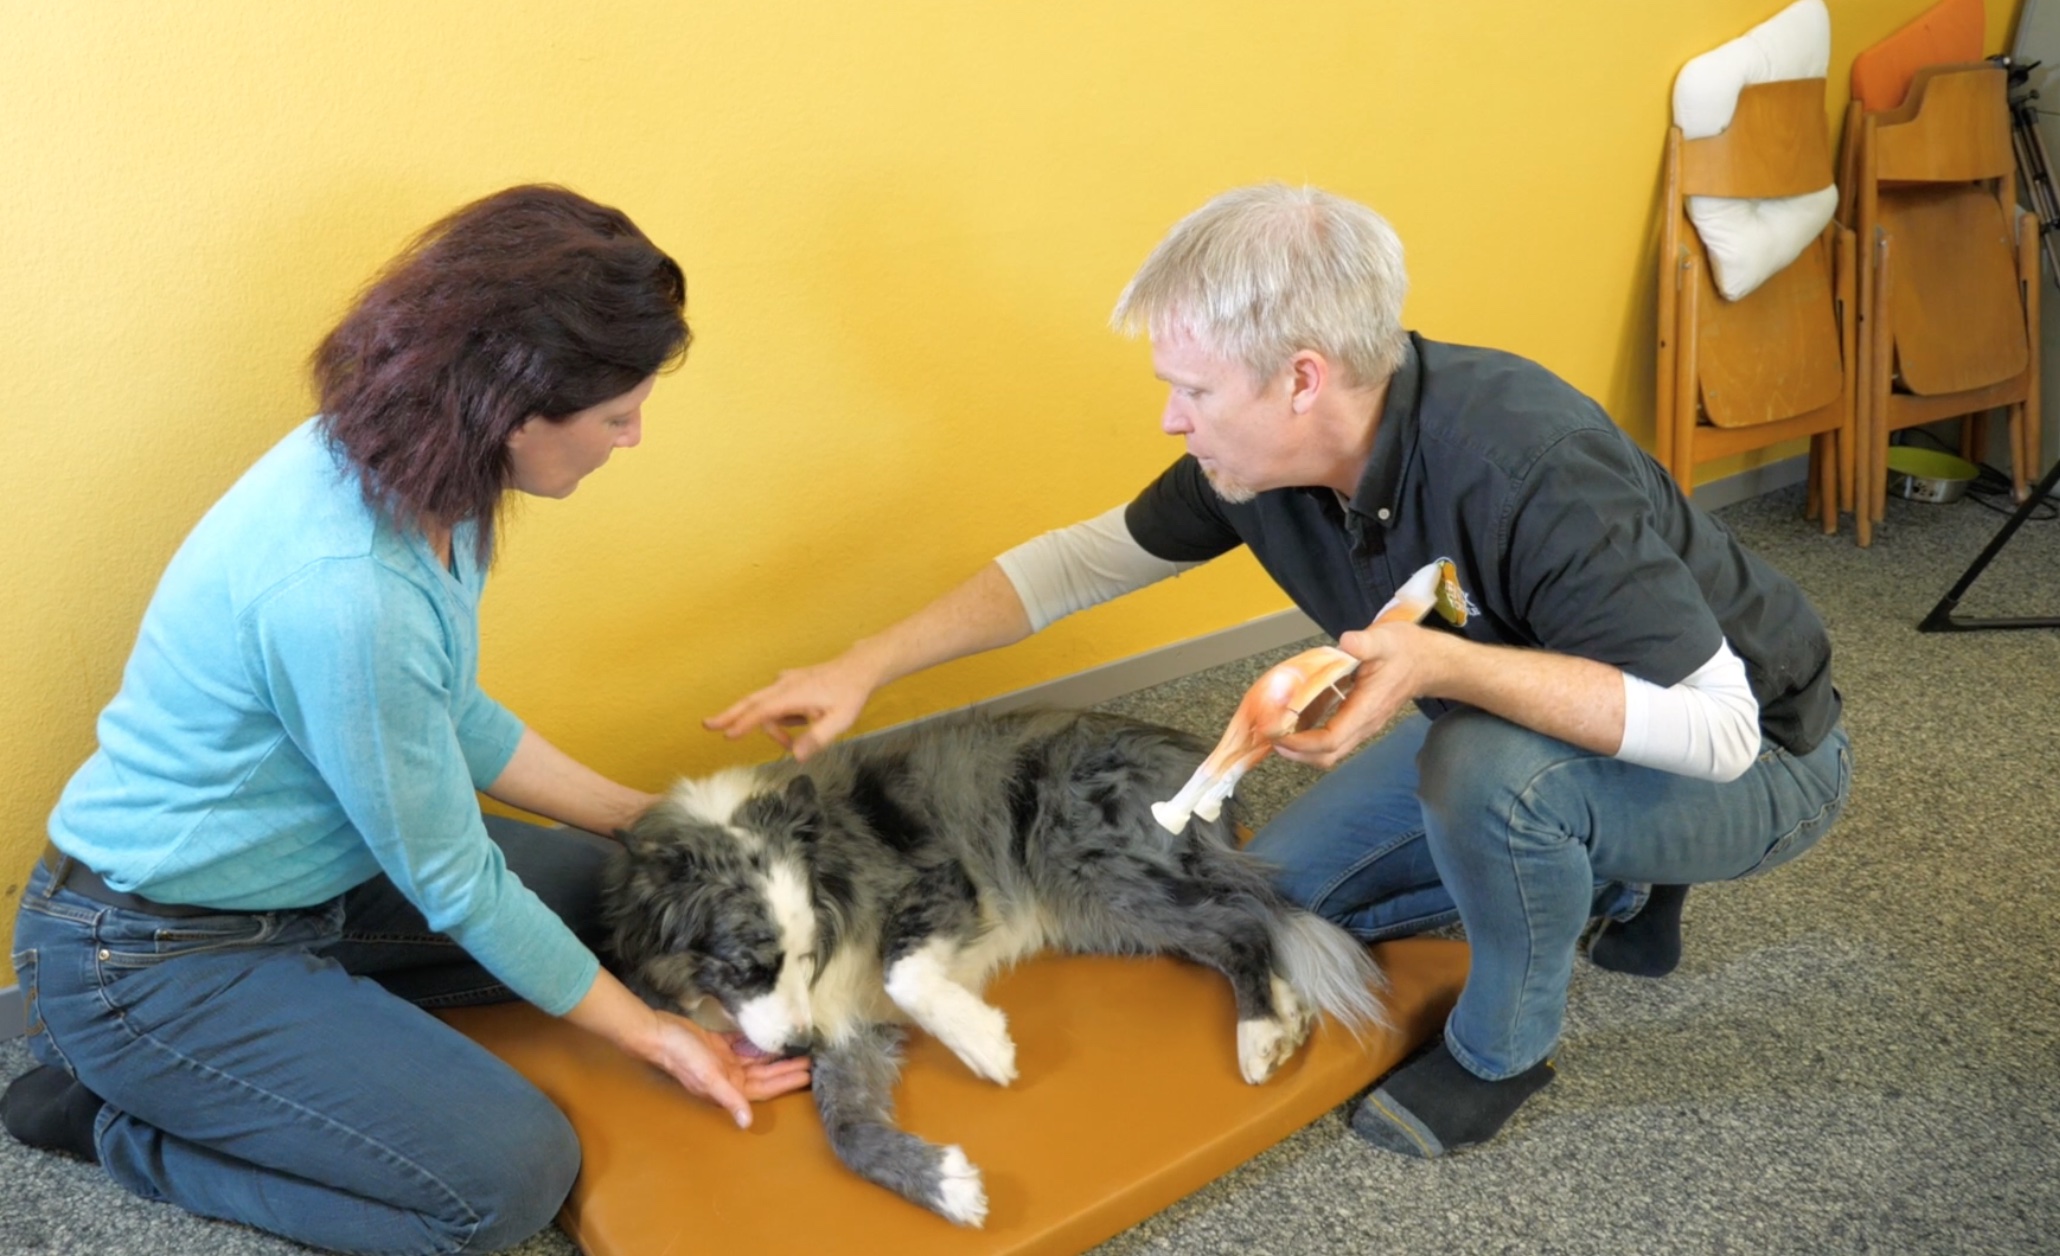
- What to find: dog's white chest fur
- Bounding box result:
[815,899,1055,1049]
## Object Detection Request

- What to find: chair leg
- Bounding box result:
[1855,231,1882,546]
[1869,379,1892,531]
[2019,204,2042,502]
[1856,432,1874,546]
[1840,425,1856,518]
[2023,399,2040,502]
[1867,232,1895,533]
[1864,378,1884,539]
[1853,218,1870,543]
[1822,433,1839,534]
[1803,433,1822,532]
[1862,426,1878,543]
[1805,434,1823,523]
[1836,222,1858,524]
[2020,391,2039,502]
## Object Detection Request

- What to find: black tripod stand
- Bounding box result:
[1918,453,2060,630]
[1917,57,2060,633]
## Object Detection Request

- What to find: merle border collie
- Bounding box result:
[602,708,1387,1226]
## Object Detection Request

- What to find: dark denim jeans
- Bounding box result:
[1247,710,1852,1080]
[11,817,614,1255]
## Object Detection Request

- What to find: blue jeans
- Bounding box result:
[1248,709,1851,1081]
[11,816,614,1255]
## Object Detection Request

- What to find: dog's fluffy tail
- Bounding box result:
[1271,910,1390,1037]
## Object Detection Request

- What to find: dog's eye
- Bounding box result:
[706,954,777,990]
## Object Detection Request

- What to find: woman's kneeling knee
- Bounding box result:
[452,1097,581,1253]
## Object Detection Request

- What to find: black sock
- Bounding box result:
[1589,883,1690,977]
[1350,1041,1554,1158]
[1,1065,104,1163]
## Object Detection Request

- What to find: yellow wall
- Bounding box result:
[0,1,2016,959]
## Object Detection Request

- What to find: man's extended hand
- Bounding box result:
[704,652,885,762]
[705,563,1036,762]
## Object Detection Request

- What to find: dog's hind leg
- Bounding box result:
[815,1023,988,1227]
[1192,909,1317,1084]
[1110,883,1317,1084]
[879,863,1019,1086]
[1236,972,1315,1085]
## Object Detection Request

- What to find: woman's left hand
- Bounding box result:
[567,970,811,1128]
[645,1011,812,1127]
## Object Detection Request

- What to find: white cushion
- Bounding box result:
[1672,0,1835,300]
[1683,185,1840,301]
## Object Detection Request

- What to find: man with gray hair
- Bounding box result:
[709,183,1849,1158]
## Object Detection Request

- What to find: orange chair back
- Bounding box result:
[1850,0,1985,113]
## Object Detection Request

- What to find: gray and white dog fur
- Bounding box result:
[602,708,1388,1227]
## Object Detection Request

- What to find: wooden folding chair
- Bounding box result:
[1835,0,1985,225]
[1850,62,2042,547]
[1657,77,1856,533]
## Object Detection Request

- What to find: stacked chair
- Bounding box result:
[1661,0,2046,547]
[1658,0,1855,536]
[1657,77,1854,534]
[1844,57,2041,546]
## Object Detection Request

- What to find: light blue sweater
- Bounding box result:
[49,420,599,1016]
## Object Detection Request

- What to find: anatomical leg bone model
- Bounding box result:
[1151,558,1470,834]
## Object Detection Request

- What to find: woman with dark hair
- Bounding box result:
[2,185,809,1254]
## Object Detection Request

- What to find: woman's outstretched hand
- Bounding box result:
[646,1011,812,1128]
[567,970,811,1128]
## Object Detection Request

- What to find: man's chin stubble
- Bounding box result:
[1204,467,1258,504]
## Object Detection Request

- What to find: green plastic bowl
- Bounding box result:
[1886,446,1978,504]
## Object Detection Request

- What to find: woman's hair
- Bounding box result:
[1110,183,1408,389]
[313,184,689,561]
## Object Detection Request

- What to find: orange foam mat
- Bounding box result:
[440,936,1468,1256]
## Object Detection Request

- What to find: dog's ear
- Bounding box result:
[738,772,824,846]
[603,807,734,940]
[781,774,822,844]
[614,796,680,858]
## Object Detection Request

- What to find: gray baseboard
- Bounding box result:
[1690,451,1811,511]
[921,606,1323,725]
[0,987,21,1042]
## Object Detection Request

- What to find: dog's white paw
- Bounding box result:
[1237,1016,1296,1083]
[1238,978,1314,1083]
[939,1001,1018,1085]
[931,1145,988,1227]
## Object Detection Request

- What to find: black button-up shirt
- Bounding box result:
[1125,334,1838,756]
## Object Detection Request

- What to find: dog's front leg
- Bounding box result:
[815,1024,988,1227]
[879,863,1018,1086]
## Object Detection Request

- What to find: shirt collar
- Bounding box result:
[1345,333,1422,527]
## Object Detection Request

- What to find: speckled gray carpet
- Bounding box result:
[3,482,2056,1255]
